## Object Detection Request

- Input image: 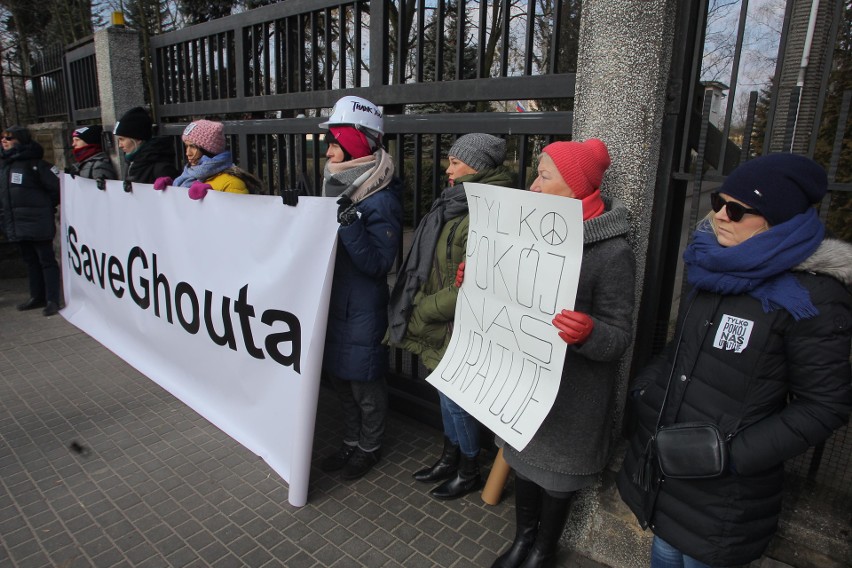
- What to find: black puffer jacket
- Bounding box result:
[617,238,852,566]
[123,137,179,184]
[0,140,60,242]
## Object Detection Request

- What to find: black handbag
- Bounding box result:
[654,422,729,479]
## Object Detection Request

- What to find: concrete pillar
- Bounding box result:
[94,26,146,173]
[565,1,679,567]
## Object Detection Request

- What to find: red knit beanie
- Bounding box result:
[329,126,372,159]
[541,139,611,199]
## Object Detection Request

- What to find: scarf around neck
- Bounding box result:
[174,151,235,187]
[387,183,469,343]
[322,149,394,203]
[683,208,825,320]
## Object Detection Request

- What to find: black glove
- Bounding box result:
[337,196,359,226]
[96,177,106,191]
[282,187,299,206]
[63,167,76,179]
[123,180,133,193]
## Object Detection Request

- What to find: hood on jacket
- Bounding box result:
[795,238,852,286]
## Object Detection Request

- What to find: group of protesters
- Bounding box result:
[2,94,850,568]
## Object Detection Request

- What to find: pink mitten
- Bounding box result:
[188,181,212,200]
[153,177,173,190]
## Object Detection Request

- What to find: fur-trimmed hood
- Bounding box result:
[795,238,852,286]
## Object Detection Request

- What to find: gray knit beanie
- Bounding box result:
[448,133,506,171]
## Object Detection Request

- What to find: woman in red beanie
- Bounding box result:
[617,153,852,567]
[490,139,636,568]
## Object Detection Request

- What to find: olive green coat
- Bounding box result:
[392,166,516,369]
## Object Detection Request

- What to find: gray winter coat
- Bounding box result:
[500,197,636,490]
[72,152,118,181]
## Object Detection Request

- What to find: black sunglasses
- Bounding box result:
[1,136,15,141]
[710,192,761,222]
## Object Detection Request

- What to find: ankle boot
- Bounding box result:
[490,476,542,568]
[517,492,573,568]
[413,436,460,483]
[430,453,482,500]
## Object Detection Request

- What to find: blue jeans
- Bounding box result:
[439,392,480,458]
[651,536,713,568]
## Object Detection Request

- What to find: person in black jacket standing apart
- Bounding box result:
[113,106,179,185]
[0,125,61,316]
[617,153,852,568]
[317,96,403,481]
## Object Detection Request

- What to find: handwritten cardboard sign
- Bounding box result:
[426,183,583,451]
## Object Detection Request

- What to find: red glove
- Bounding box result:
[455,261,465,288]
[153,177,173,190]
[553,309,594,345]
[188,181,212,200]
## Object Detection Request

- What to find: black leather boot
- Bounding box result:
[429,453,482,500]
[413,436,460,483]
[490,476,542,568]
[517,492,573,568]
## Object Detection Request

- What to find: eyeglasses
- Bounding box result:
[710,192,761,222]
[1,136,15,141]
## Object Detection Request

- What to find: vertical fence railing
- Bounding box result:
[30,44,67,122]
[65,39,100,124]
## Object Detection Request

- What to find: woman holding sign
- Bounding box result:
[489,139,635,568]
[617,153,852,568]
[387,133,516,501]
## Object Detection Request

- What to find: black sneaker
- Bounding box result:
[17,298,46,311]
[320,443,357,473]
[43,302,60,317]
[342,448,381,480]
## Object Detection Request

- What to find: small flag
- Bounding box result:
[515,101,526,113]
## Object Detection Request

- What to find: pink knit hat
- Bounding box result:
[182,120,226,155]
[541,139,611,199]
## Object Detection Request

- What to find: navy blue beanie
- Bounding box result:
[720,153,827,226]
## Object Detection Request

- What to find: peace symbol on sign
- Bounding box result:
[539,212,568,245]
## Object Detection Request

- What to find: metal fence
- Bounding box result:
[146,0,580,424]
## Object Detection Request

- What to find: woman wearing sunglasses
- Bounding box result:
[617,153,852,568]
[0,125,61,316]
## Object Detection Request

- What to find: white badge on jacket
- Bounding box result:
[713,314,754,353]
[11,172,22,184]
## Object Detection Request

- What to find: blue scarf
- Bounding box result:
[174,151,234,187]
[683,208,824,320]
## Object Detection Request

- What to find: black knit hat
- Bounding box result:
[113,107,152,140]
[720,153,827,226]
[448,133,506,171]
[72,125,103,146]
[3,125,32,145]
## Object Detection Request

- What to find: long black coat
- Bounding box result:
[123,137,179,184]
[617,238,852,566]
[0,141,60,242]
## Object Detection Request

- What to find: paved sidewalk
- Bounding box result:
[0,278,604,568]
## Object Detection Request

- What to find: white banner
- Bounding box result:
[59,175,339,506]
[426,183,583,451]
